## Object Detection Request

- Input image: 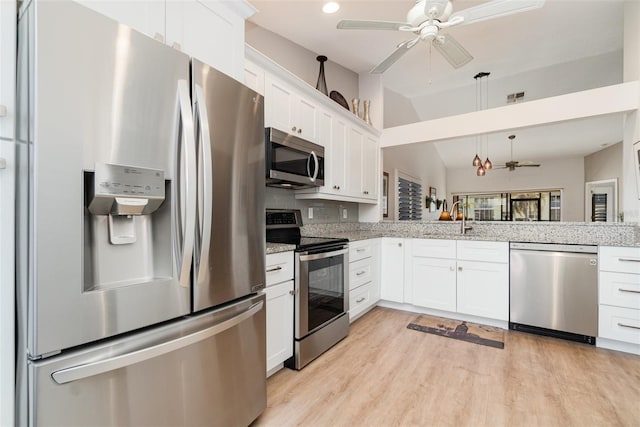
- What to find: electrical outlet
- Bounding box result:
[308,207,313,219]
[342,208,348,219]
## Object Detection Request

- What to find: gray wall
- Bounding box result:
[410,51,623,122]
[245,22,359,104]
[446,157,586,222]
[584,142,623,211]
[265,187,359,224]
[383,88,421,128]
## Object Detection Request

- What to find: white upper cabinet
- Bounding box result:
[346,127,364,197]
[361,133,379,201]
[74,0,253,82]
[244,59,265,95]
[166,0,251,80]
[264,73,318,142]
[73,0,165,41]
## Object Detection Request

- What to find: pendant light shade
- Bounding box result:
[476,165,486,176]
[472,154,481,167]
[484,157,492,170]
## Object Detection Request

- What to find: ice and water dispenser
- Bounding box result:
[84,163,173,291]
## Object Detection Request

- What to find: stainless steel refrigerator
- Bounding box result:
[15,1,266,425]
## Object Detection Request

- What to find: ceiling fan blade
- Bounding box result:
[451,0,545,27]
[433,34,473,69]
[370,38,419,74]
[337,20,410,31]
[517,163,541,167]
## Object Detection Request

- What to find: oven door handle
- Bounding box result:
[299,248,348,262]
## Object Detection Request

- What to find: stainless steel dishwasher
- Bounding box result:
[510,242,598,344]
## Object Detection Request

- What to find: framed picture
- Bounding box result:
[635,140,640,200]
[428,186,437,212]
[382,172,389,217]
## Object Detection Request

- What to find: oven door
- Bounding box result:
[295,246,348,339]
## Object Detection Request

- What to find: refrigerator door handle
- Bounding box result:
[177,80,197,288]
[194,84,213,285]
[51,300,264,385]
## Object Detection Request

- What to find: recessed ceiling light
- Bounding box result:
[322,2,340,14]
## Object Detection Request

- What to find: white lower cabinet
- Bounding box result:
[380,238,405,303]
[265,251,294,376]
[407,239,509,322]
[456,260,508,320]
[598,246,640,354]
[348,239,380,321]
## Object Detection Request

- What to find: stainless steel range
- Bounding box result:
[266,209,349,369]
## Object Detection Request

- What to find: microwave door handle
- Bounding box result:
[310,151,319,182]
[177,80,197,288]
[194,85,213,286]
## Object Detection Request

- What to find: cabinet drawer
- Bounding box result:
[350,240,373,262]
[457,240,508,263]
[350,257,373,290]
[599,305,640,344]
[599,246,640,274]
[349,281,374,320]
[599,272,640,309]
[411,239,456,259]
[265,251,294,286]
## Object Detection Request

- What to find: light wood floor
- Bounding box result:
[252,307,640,427]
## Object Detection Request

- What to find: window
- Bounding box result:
[398,177,422,221]
[453,190,561,221]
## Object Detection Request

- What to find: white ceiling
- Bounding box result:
[248,0,627,168]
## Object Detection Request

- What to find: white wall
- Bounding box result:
[410,50,623,122]
[245,22,359,104]
[383,142,447,221]
[446,157,585,222]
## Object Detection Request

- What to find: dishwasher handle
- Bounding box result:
[510,242,597,254]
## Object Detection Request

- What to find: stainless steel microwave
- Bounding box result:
[265,127,325,189]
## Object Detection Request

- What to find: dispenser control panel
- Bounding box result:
[88,163,166,216]
[95,163,164,198]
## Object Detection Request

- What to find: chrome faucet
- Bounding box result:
[450,201,473,235]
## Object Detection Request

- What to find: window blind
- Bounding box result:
[398,177,422,221]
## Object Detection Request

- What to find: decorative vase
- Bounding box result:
[351,98,360,117]
[315,55,328,96]
[363,100,372,125]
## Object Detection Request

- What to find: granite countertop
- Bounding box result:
[265,222,640,254]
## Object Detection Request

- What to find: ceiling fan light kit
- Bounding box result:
[336,0,545,74]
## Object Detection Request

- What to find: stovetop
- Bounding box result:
[266,209,348,251]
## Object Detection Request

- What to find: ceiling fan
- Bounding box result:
[337,0,546,74]
[495,134,541,171]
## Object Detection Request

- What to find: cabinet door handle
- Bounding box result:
[291,126,297,132]
[266,266,283,273]
[297,128,302,134]
[398,243,402,247]
[618,258,640,263]
[356,271,366,276]
[356,297,366,303]
[289,289,298,296]
[458,266,463,271]
[356,248,365,252]
[619,288,640,294]
[449,266,454,272]
[617,322,640,330]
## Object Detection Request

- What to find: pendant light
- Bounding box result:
[472,72,491,169]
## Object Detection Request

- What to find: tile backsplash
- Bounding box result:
[265,187,359,224]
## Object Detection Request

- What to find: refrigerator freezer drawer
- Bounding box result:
[27,294,266,427]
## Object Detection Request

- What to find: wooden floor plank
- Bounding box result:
[253,307,640,427]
